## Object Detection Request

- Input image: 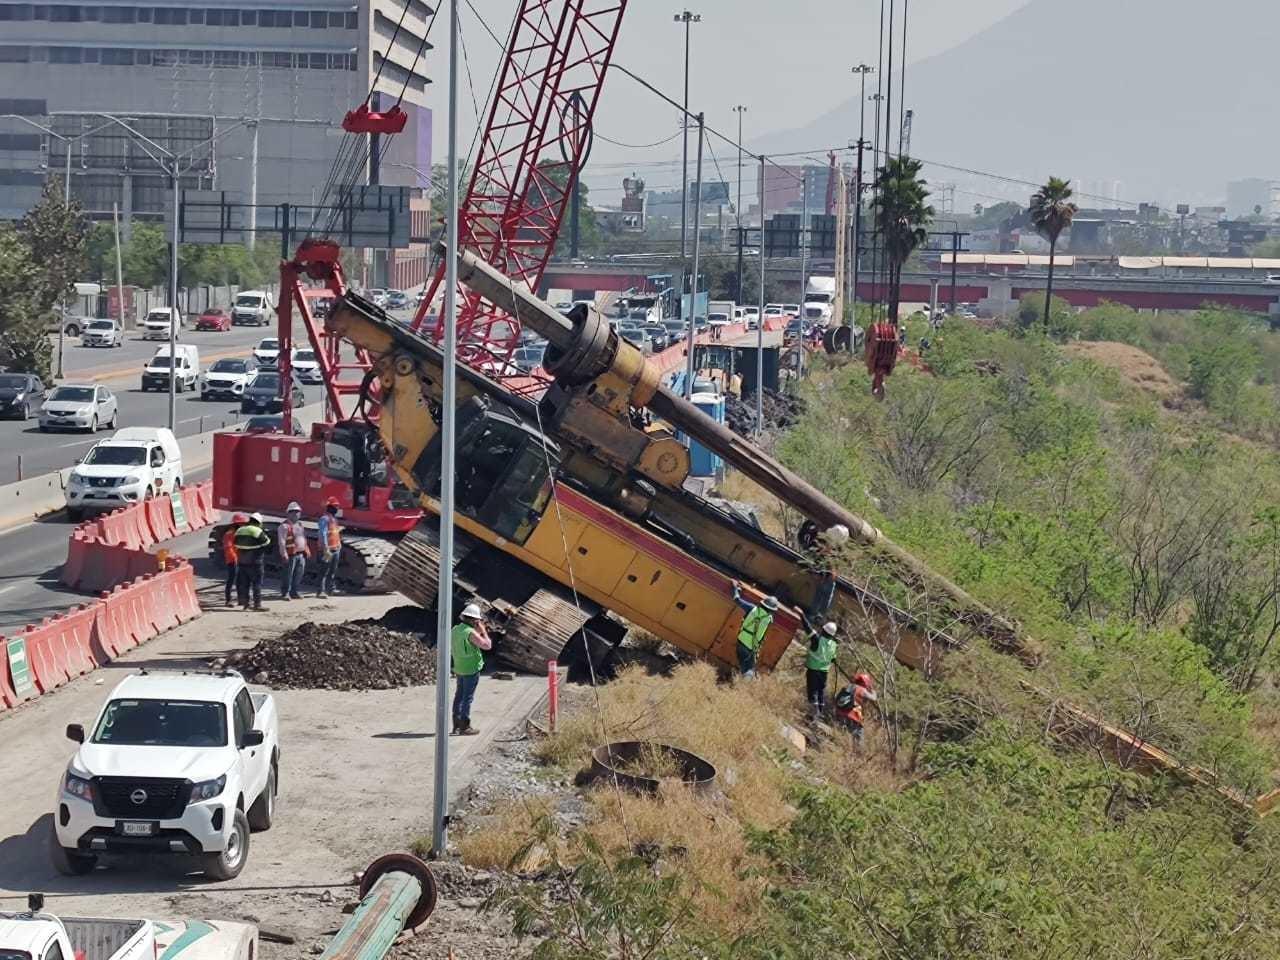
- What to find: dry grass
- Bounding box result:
[452,796,555,871]
[715,471,790,541]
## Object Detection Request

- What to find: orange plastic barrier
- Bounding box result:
[96,505,145,551]
[20,619,69,694]
[61,527,93,588]
[0,638,19,709]
[144,496,177,542]
[47,605,99,681]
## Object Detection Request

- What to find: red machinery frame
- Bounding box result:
[410,0,628,376]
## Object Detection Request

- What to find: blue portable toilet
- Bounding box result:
[686,392,725,477]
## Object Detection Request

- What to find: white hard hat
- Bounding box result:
[286,501,302,513]
[822,621,838,637]
[761,595,780,611]
[461,603,483,620]
[820,524,850,546]
[250,512,263,524]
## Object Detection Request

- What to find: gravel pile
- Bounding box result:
[726,389,807,436]
[227,620,437,690]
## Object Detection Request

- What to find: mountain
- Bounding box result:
[754,0,1276,204]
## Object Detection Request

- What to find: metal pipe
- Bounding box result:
[319,854,436,960]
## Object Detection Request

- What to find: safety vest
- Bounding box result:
[737,605,773,652]
[233,523,271,555]
[451,623,484,676]
[805,634,838,672]
[221,528,238,564]
[281,520,309,557]
[324,517,342,550]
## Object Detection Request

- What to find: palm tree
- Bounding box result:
[870,157,933,323]
[1029,177,1077,332]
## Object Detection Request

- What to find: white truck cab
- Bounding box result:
[55,670,279,881]
[0,895,258,960]
[64,427,183,518]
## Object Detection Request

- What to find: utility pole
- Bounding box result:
[674,9,700,269]
[685,113,704,399]
[112,202,125,333]
[246,120,259,249]
[167,162,179,431]
[56,140,72,379]
[733,104,746,304]
[756,154,766,438]
[432,0,462,859]
[798,171,809,324]
[851,64,874,349]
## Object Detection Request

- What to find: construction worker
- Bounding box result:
[278,501,310,600]
[315,497,342,598]
[804,621,840,717]
[451,603,492,736]
[834,671,877,743]
[233,512,272,610]
[731,580,779,679]
[222,513,247,607]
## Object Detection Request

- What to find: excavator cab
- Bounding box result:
[411,398,559,546]
[322,421,391,510]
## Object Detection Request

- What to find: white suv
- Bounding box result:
[55,670,279,880]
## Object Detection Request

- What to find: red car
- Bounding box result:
[196,308,230,331]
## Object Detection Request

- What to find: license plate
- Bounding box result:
[121,821,155,837]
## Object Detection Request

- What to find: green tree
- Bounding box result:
[1015,292,1077,340]
[968,199,1022,230]
[1029,176,1078,332]
[120,223,169,288]
[20,181,89,311]
[0,225,53,378]
[870,156,933,322]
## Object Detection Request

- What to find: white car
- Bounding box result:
[140,307,183,341]
[202,357,254,401]
[81,319,124,348]
[55,670,279,881]
[291,348,322,384]
[141,345,199,393]
[230,290,272,326]
[39,384,117,434]
[64,427,182,518]
[252,337,281,368]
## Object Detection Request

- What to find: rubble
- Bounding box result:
[725,388,807,437]
[226,620,437,690]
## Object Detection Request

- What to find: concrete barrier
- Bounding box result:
[0,402,325,533]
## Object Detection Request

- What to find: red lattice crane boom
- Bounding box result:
[410,0,628,377]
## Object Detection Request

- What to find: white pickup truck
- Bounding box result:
[55,670,280,881]
[1,895,257,960]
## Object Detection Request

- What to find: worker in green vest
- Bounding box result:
[451,603,492,736]
[804,621,840,718]
[732,580,779,678]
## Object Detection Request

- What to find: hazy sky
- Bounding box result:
[427,0,1030,203]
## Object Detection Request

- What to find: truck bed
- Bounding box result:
[63,918,149,960]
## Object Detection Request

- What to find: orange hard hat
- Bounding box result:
[325,496,341,508]
[854,671,874,689]
[231,513,249,524]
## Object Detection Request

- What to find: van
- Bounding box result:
[64,426,184,518]
[140,307,183,341]
[231,290,272,326]
[142,344,200,392]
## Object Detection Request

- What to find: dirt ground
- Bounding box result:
[0,576,547,960]
[1064,340,1182,400]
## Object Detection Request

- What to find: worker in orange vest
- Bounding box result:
[277,501,310,600]
[834,671,877,743]
[222,513,247,607]
[315,497,343,598]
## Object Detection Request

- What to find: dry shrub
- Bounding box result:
[716,471,789,539]
[455,796,554,871]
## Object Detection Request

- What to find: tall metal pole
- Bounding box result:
[57,139,72,378]
[798,171,809,333]
[432,0,461,859]
[756,154,765,437]
[684,113,704,399]
[112,202,125,332]
[167,164,179,431]
[851,64,872,351]
[733,104,745,303]
[674,11,699,265]
[246,120,259,250]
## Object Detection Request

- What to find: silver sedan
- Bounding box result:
[39,383,119,433]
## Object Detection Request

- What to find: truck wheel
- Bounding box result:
[50,824,96,875]
[247,763,276,831]
[203,809,250,881]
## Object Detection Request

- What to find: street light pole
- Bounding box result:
[168,162,179,431]
[673,10,700,274]
[684,113,704,399]
[733,104,746,305]
[57,138,72,378]
[850,64,874,348]
[756,154,766,438]
[432,0,462,859]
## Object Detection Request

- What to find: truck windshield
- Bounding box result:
[93,698,227,747]
[148,357,174,368]
[236,295,264,307]
[84,446,146,466]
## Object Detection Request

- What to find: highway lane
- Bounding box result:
[1,325,318,483]
[0,466,213,636]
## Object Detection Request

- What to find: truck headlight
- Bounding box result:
[191,774,226,801]
[123,474,144,486]
[64,771,94,801]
